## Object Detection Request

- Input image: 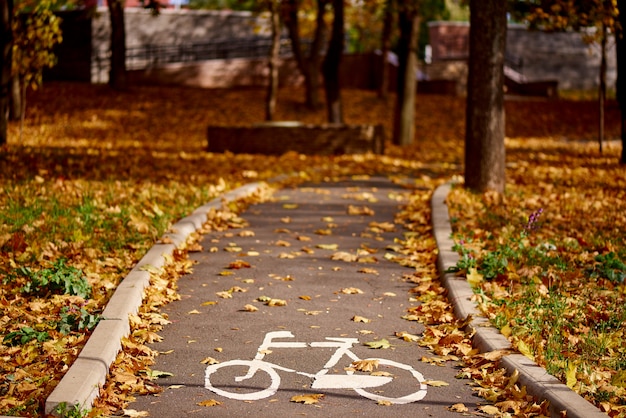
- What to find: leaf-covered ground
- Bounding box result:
[0,82,624,417]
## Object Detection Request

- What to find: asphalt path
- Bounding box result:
[128,176,484,417]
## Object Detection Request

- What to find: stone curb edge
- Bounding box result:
[430,182,607,418]
[44,182,267,416]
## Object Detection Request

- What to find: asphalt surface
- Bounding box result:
[125,176,482,417]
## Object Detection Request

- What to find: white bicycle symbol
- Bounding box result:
[204,330,428,404]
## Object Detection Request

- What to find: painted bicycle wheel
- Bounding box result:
[205,360,281,401]
[352,358,428,404]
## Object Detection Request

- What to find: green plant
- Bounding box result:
[53,402,89,418]
[589,252,626,283]
[20,259,92,299]
[3,326,50,346]
[479,246,511,279]
[446,241,477,273]
[58,305,100,335]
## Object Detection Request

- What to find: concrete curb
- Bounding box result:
[430,182,607,418]
[44,182,267,416]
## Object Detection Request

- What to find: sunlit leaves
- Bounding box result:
[197,399,222,407]
[290,393,324,404]
[351,359,379,372]
[364,338,391,349]
[352,315,371,323]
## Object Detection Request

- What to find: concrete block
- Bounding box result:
[207,123,384,155]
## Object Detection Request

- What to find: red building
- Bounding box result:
[95,0,189,9]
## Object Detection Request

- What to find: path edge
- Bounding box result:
[431,182,607,418]
[44,182,267,416]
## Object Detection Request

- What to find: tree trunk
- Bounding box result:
[108,0,127,90]
[464,0,507,194]
[266,0,281,121]
[378,0,394,99]
[0,0,13,146]
[599,22,607,154]
[9,75,20,121]
[393,5,419,146]
[618,0,626,164]
[322,0,344,124]
[282,0,327,110]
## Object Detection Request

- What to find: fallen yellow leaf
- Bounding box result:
[424,380,449,387]
[478,405,500,415]
[351,359,379,372]
[243,304,258,312]
[352,315,371,323]
[290,394,324,404]
[197,399,222,407]
[340,287,364,294]
[449,403,468,412]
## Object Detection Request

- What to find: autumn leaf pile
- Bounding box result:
[0,81,623,417]
[445,137,626,416]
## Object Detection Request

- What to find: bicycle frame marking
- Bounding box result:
[205,330,428,403]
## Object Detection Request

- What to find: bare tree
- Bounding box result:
[108,0,127,90]
[393,2,419,146]
[282,0,328,109]
[617,0,626,164]
[378,0,395,99]
[464,0,507,193]
[322,0,344,123]
[266,0,281,121]
[0,0,13,146]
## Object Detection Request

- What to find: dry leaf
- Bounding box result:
[123,409,150,417]
[228,260,251,269]
[197,399,222,407]
[243,304,258,312]
[352,359,379,372]
[424,380,449,387]
[364,339,391,349]
[267,298,287,306]
[347,205,375,216]
[290,394,324,404]
[352,315,371,323]
[317,243,339,250]
[340,287,364,294]
[467,267,484,286]
[331,251,357,262]
[478,405,500,415]
[395,331,420,342]
[449,403,468,412]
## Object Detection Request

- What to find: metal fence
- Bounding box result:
[124,37,295,70]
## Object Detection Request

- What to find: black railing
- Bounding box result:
[124,37,295,70]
